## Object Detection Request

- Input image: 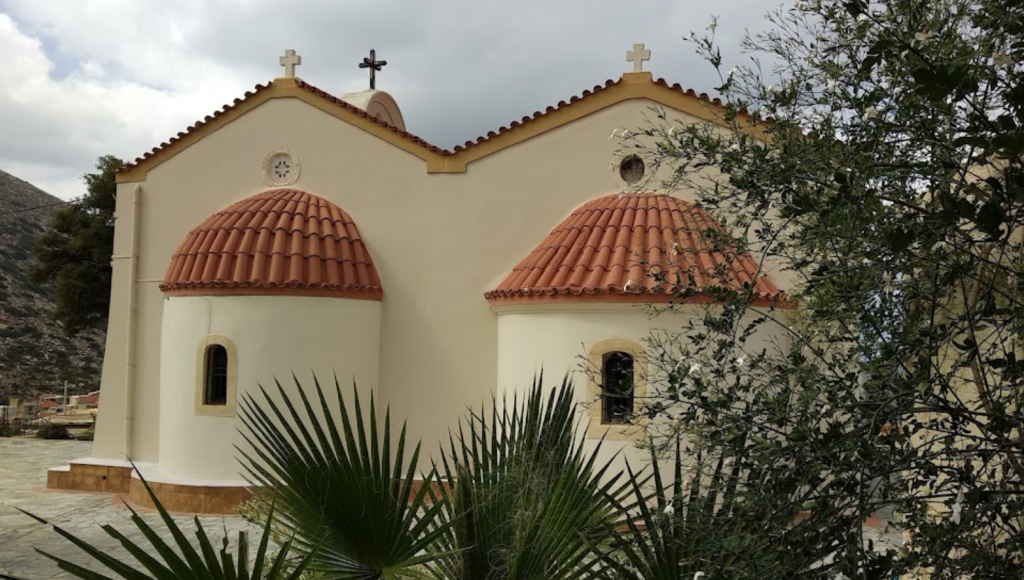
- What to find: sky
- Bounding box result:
[0,0,778,200]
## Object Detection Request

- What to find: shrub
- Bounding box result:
[35,423,71,440]
[74,427,94,441]
[0,419,23,437]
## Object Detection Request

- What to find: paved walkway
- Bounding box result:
[0,437,264,579]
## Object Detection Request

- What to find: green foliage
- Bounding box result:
[35,422,71,440]
[622,0,1024,578]
[237,376,451,580]
[29,155,121,336]
[600,440,807,580]
[430,376,625,580]
[0,471,314,580]
[238,375,629,580]
[0,419,23,437]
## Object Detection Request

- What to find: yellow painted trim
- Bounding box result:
[194,335,238,418]
[586,337,647,441]
[116,74,770,183]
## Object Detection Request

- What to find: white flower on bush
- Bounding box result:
[914,30,933,42]
[735,355,745,367]
[694,572,706,580]
[994,53,1013,69]
[862,106,880,122]
[608,128,620,140]
[826,78,837,92]
[663,504,675,516]
[952,488,964,524]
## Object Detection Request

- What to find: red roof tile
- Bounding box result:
[450,77,761,152]
[116,74,764,178]
[115,79,445,174]
[77,392,100,406]
[161,189,382,300]
[292,80,446,154]
[485,193,787,306]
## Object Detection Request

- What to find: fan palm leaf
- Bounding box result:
[0,468,312,580]
[427,375,628,580]
[597,438,769,580]
[236,374,452,580]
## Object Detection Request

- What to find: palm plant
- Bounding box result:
[598,439,800,580]
[0,472,313,580]
[238,374,628,580]
[428,376,627,580]
[236,375,451,580]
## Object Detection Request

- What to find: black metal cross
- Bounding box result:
[358,49,387,89]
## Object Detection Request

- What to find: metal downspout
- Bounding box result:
[123,184,141,459]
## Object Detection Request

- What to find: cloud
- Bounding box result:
[0,0,774,199]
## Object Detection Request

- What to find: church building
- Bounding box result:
[46,46,792,513]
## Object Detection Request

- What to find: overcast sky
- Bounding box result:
[0,0,778,200]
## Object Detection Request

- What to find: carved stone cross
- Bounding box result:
[626,43,651,72]
[359,49,387,90]
[279,49,302,78]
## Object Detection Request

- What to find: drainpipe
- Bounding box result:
[123,184,141,460]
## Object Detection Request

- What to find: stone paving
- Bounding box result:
[0,437,265,579]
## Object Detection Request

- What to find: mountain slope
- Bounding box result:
[0,169,104,402]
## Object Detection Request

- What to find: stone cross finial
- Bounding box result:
[279,49,302,78]
[626,43,651,72]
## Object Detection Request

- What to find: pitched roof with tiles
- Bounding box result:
[485,193,788,306]
[161,189,382,300]
[115,72,769,181]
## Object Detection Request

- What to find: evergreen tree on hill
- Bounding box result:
[29,155,121,336]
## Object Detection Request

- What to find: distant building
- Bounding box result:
[70,390,100,410]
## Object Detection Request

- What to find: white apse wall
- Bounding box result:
[494,303,786,472]
[158,294,382,481]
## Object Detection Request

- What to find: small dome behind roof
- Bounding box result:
[340,89,405,131]
[485,193,786,306]
[162,188,382,299]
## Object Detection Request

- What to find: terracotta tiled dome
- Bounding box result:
[161,189,382,299]
[485,193,786,306]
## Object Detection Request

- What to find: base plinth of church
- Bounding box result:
[46,460,251,515]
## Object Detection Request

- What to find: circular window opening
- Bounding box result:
[262,149,301,186]
[619,155,645,184]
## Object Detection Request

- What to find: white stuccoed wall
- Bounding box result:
[90,78,794,474]
[158,295,381,481]
[495,303,787,473]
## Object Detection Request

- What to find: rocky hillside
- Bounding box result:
[0,169,104,403]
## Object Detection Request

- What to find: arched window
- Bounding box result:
[204,345,229,406]
[601,351,635,424]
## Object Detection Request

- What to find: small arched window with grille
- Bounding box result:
[204,345,229,406]
[601,351,635,424]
